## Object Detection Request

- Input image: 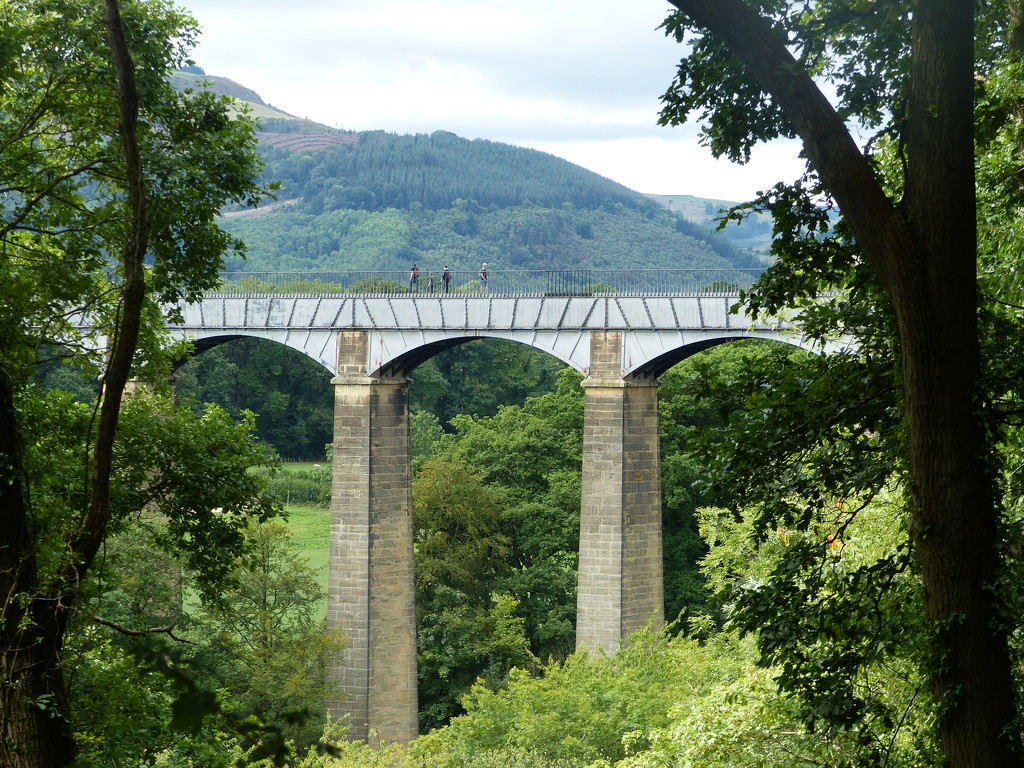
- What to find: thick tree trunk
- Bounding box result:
[0,372,76,767]
[0,627,76,768]
[897,0,1019,762]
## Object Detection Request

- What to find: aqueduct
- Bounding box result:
[167,287,813,742]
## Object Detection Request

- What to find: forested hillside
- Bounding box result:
[168,69,763,274]
[221,128,761,274]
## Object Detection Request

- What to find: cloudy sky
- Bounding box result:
[176,0,806,201]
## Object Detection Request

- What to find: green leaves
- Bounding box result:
[182,519,341,749]
[1,3,271,761]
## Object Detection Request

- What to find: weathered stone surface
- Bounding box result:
[325,332,418,743]
[577,332,664,653]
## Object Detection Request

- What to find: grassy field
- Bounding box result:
[284,504,330,588]
[282,504,330,622]
[279,460,329,574]
[273,462,330,588]
[280,461,326,474]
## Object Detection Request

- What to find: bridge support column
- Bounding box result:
[577,331,664,653]
[325,331,418,743]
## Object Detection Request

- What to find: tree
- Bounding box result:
[436,368,584,661]
[659,1,1021,764]
[174,339,334,459]
[413,459,535,729]
[184,520,341,749]
[657,341,790,622]
[0,1,268,764]
[414,628,759,768]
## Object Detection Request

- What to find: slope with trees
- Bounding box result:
[168,70,765,275]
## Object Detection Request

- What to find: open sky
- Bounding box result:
[176,0,806,201]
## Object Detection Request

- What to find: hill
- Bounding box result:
[645,194,774,260]
[173,69,770,274]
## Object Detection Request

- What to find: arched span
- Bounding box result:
[171,334,246,371]
[164,295,822,379]
[368,329,583,379]
[170,330,338,375]
[627,334,806,380]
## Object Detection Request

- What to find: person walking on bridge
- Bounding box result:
[409,263,420,293]
[442,265,452,293]
[479,262,488,294]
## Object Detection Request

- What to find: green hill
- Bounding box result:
[174,69,769,274]
[645,194,774,260]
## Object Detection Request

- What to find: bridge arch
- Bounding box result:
[628,334,806,379]
[366,331,579,379]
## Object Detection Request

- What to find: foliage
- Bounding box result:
[175,338,334,459]
[411,339,565,428]
[417,589,536,734]
[409,408,445,470]
[656,341,788,622]
[0,0,270,762]
[415,628,751,768]
[78,496,343,766]
[257,468,331,508]
[434,369,585,657]
[401,494,940,768]
[175,336,565,460]
[113,396,282,596]
[218,197,753,276]
[656,1,1024,764]
[203,122,761,275]
[67,632,199,768]
[183,519,343,748]
[413,459,533,730]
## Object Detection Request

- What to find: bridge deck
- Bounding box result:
[166,293,798,378]
[173,293,771,332]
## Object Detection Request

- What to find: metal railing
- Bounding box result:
[208,269,763,296]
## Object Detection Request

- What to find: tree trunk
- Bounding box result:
[0,3,150,765]
[897,0,1019,762]
[0,627,76,768]
[0,372,76,767]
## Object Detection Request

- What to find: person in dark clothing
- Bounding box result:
[409,263,420,293]
[442,265,452,293]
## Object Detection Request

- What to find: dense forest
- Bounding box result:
[167,68,772,280]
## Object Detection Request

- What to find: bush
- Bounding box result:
[260,470,330,507]
[415,626,741,768]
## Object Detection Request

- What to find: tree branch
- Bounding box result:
[93,615,194,644]
[666,0,907,295]
[59,0,151,612]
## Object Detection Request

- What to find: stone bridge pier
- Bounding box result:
[577,331,664,652]
[325,331,418,743]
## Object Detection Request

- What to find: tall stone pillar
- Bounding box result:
[325,331,418,743]
[576,331,664,653]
